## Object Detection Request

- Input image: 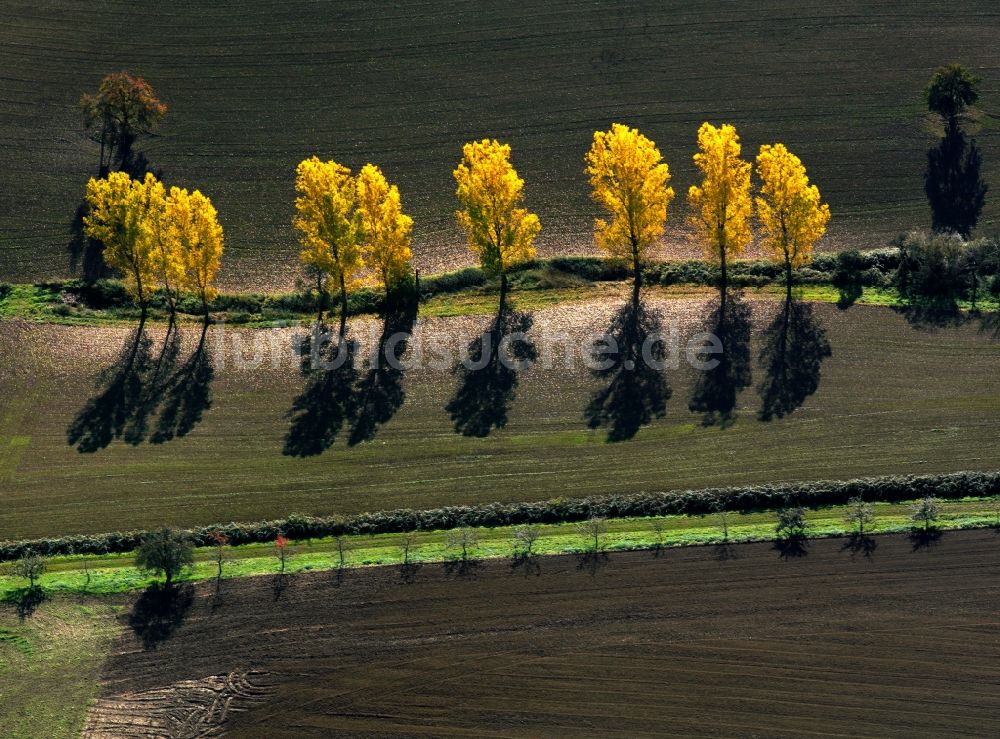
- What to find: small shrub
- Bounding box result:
[10,552,46,587]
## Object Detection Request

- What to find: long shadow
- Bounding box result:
[151,323,215,443]
[774,535,809,559]
[576,550,611,576]
[127,583,194,649]
[713,542,739,561]
[443,558,481,578]
[67,321,213,451]
[909,528,943,551]
[283,328,359,456]
[925,125,987,239]
[979,311,1000,341]
[689,290,753,426]
[446,301,536,437]
[584,294,671,441]
[510,553,542,577]
[841,533,879,560]
[894,301,968,329]
[348,300,418,445]
[2,586,48,620]
[66,322,165,452]
[758,295,832,421]
[68,201,110,282]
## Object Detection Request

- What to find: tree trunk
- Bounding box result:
[785,255,793,304]
[316,273,325,325]
[719,241,728,311]
[631,240,642,304]
[338,272,348,341]
[499,270,509,314]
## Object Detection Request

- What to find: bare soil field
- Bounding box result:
[1,0,998,288]
[89,529,1000,737]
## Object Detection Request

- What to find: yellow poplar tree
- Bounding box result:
[453,139,540,308]
[687,123,753,294]
[356,163,414,298]
[293,155,363,336]
[84,171,163,320]
[755,143,831,297]
[165,186,225,321]
[585,123,674,298]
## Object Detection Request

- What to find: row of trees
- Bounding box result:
[83,172,224,324]
[296,123,830,324]
[79,64,989,329]
[4,492,959,606]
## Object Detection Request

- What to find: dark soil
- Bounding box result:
[97,529,1000,736]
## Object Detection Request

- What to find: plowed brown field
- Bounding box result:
[93,529,1000,737]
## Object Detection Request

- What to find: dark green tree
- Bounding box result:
[923,64,988,238]
[135,528,193,587]
[925,63,980,132]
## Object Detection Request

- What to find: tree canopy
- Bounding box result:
[755,143,830,287]
[453,139,540,282]
[79,72,166,173]
[687,123,753,288]
[925,63,980,129]
[356,163,414,293]
[585,123,674,292]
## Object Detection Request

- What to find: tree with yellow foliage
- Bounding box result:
[356,164,414,301]
[453,139,540,309]
[84,171,163,321]
[293,156,364,337]
[755,143,830,298]
[165,187,225,322]
[585,123,674,299]
[687,123,753,296]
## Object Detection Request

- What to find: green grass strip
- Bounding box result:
[4,498,998,599]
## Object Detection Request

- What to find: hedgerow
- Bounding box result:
[2,470,996,561]
[31,248,900,320]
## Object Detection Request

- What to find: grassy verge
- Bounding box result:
[0,597,122,738]
[4,497,998,598]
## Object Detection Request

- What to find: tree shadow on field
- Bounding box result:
[713,543,739,561]
[151,322,214,443]
[2,586,48,621]
[510,553,542,577]
[399,561,422,584]
[127,583,194,649]
[894,301,968,330]
[283,328,359,456]
[68,200,111,282]
[348,299,418,445]
[909,528,943,551]
[446,302,536,437]
[773,535,809,559]
[841,533,879,560]
[67,321,175,451]
[67,322,215,451]
[584,294,671,441]
[272,573,290,600]
[689,291,752,427]
[443,558,481,578]
[576,551,610,576]
[925,125,987,239]
[977,311,1000,341]
[758,295,831,421]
